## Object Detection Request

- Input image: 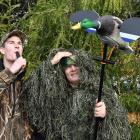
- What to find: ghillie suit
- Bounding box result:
[21,48,131,140]
[0,59,31,140]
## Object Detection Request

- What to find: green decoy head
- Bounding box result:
[71,18,99,30]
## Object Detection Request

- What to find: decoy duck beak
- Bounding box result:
[71,22,81,30]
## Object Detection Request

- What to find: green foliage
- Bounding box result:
[120,93,140,112]
[131,124,140,140]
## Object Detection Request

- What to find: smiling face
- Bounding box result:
[64,64,80,87]
[1,36,23,62]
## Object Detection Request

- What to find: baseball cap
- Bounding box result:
[0,29,27,47]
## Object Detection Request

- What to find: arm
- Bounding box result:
[51,51,72,65]
[0,68,16,85]
[0,68,16,91]
[0,56,26,92]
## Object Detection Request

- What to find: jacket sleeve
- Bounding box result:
[0,68,16,93]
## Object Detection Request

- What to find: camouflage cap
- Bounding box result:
[60,55,78,68]
[0,29,27,47]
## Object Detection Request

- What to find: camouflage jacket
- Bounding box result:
[0,59,31,140]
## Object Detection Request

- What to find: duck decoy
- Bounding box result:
[70,10,140,140]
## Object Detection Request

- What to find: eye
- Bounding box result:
[18,42,22,45]
[8,41,14,44]
[73,64,78,67]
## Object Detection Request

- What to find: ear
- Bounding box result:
[0,47,5,55]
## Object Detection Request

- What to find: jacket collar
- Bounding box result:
[0,59,5,71]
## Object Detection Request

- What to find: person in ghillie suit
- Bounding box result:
[0,30,31,140]
[21,48,131,140]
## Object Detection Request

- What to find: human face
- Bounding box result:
[2,36,23,62]
[64,64,80,87]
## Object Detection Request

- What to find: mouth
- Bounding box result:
[71,74,77,77]
[70,72,79,78]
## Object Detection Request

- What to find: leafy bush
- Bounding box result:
[120,93,140,112]
[131,123,140,140]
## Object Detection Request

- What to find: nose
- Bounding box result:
[71,65,76,71]
[15,43,19,49]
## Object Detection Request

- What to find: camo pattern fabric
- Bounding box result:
[0,60,31,140]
